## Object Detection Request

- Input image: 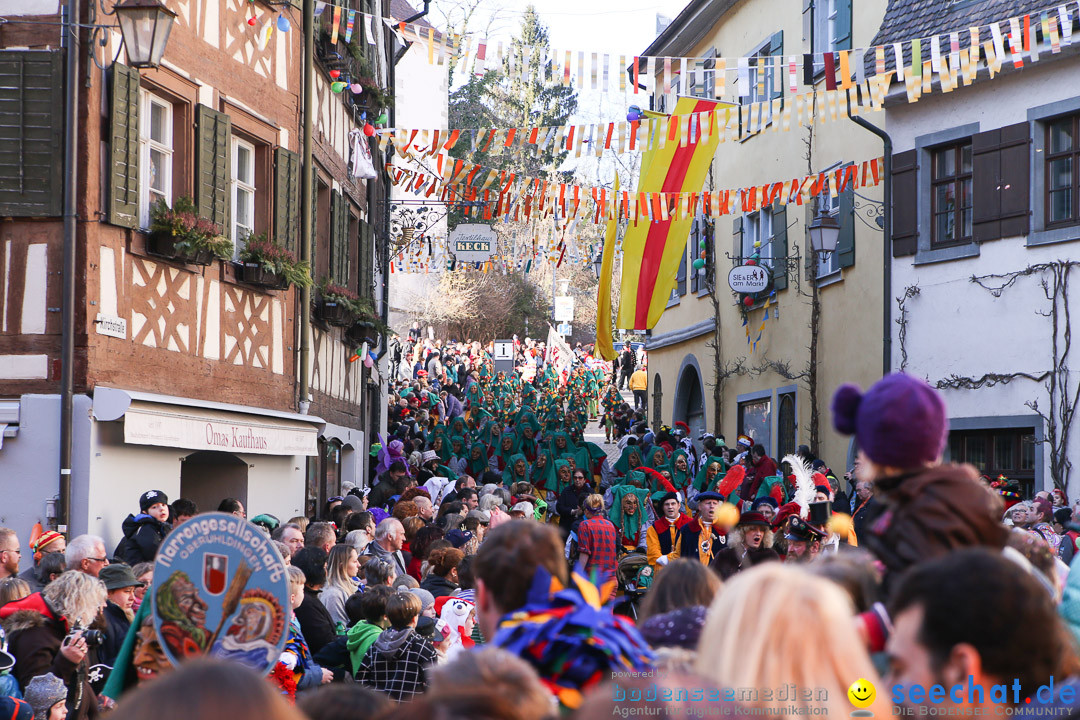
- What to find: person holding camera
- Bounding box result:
[0,570,107,719]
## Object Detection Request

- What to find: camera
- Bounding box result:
[66,624,104,648]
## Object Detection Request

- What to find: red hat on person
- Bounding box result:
[32,530,64,554]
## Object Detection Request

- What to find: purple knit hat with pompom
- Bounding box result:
[831,373,947,469]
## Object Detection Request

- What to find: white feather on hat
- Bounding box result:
[783,454,815,520]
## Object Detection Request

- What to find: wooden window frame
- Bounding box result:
[133,69,197,233]
[948,428,1036,496]
[930,142,973,248]
[1045,114,1080,229]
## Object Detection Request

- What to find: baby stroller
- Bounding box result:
[612,552,651,620]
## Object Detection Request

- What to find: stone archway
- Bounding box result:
[673,355,706,441]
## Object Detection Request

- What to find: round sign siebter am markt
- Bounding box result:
[728,265,770,293]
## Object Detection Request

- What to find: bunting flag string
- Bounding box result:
[308,0,1078,147]
[385,155,884,227]
[319,1,1075,94]
[381,86,880,159]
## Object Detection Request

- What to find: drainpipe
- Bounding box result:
[847,115,892,377]
[58,0,81,532]
[298,0,314,414]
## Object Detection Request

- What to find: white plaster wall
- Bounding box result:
[388,40,449,331]
[86,420,306,551]
[888,55,1080,492]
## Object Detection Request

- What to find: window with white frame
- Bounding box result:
[748,48,775,123]
[743,207,774,266]
[231,137,256,255]
[812,0,837,56]
[139,91,173,227]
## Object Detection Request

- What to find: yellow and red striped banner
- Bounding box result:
[617,97,730,330]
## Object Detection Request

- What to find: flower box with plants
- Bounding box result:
[316,282,365,327]
[236,234,312,291]
[148,197,233,266]
[345,315,389,346]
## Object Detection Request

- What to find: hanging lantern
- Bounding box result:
[114,0,177,68]
[350,83,363,94]
[363,123,375,137]
[753,240,761,248]
[746,259,757,266]
[329,69,341,79]
[331,81,346,93]
[276,14,290,31]
[376,112,388,125]
[247,15,256,25]
[743,295,754,307]
[699,250,707,259]
[698,239,707,251]
[692,258,705,270]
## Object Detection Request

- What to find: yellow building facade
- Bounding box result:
[639,0,887,478]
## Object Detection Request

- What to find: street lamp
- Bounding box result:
[807,213,841,254]
[114,0,177,68]
[592,249,603,280]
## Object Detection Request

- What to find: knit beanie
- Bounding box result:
[139,489,168,513]
[832,373,947,469]
[24,673,67,720]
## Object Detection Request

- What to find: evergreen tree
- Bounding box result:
[447,5,578,190]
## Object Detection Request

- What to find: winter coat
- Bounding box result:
[556,486,589,531]
[345,621,384,675]
[17,566,45,594]
[862,463,1008,593]
[317,585,353,629]
[98,601,131,669]
[356,627,436,701]
[0,593,99,720]
[114,514,171,565]
[418,574,457,598]
[293,588,338,656]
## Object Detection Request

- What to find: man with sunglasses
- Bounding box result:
[0,528,21,580]
[65,534,109,578]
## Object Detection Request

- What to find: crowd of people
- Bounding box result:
[5,337,1080,719]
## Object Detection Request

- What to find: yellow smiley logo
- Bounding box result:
[848,678,876,709]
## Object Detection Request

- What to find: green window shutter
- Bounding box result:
[195,104,231,229]
[769,32,784,101]
[0,50,64,217]
[837,176,855,268]
[107,63,140,227]
[358,218,371,299]
[330,189,350,284]
[835,0,853,51]
[771,205,787,291]
[732,216,743,264]
[273,147,300,254]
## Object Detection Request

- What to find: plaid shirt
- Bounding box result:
[356,628,437,702]
[578,515,618,577]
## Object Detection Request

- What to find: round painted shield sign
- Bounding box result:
[152,513,289,675]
